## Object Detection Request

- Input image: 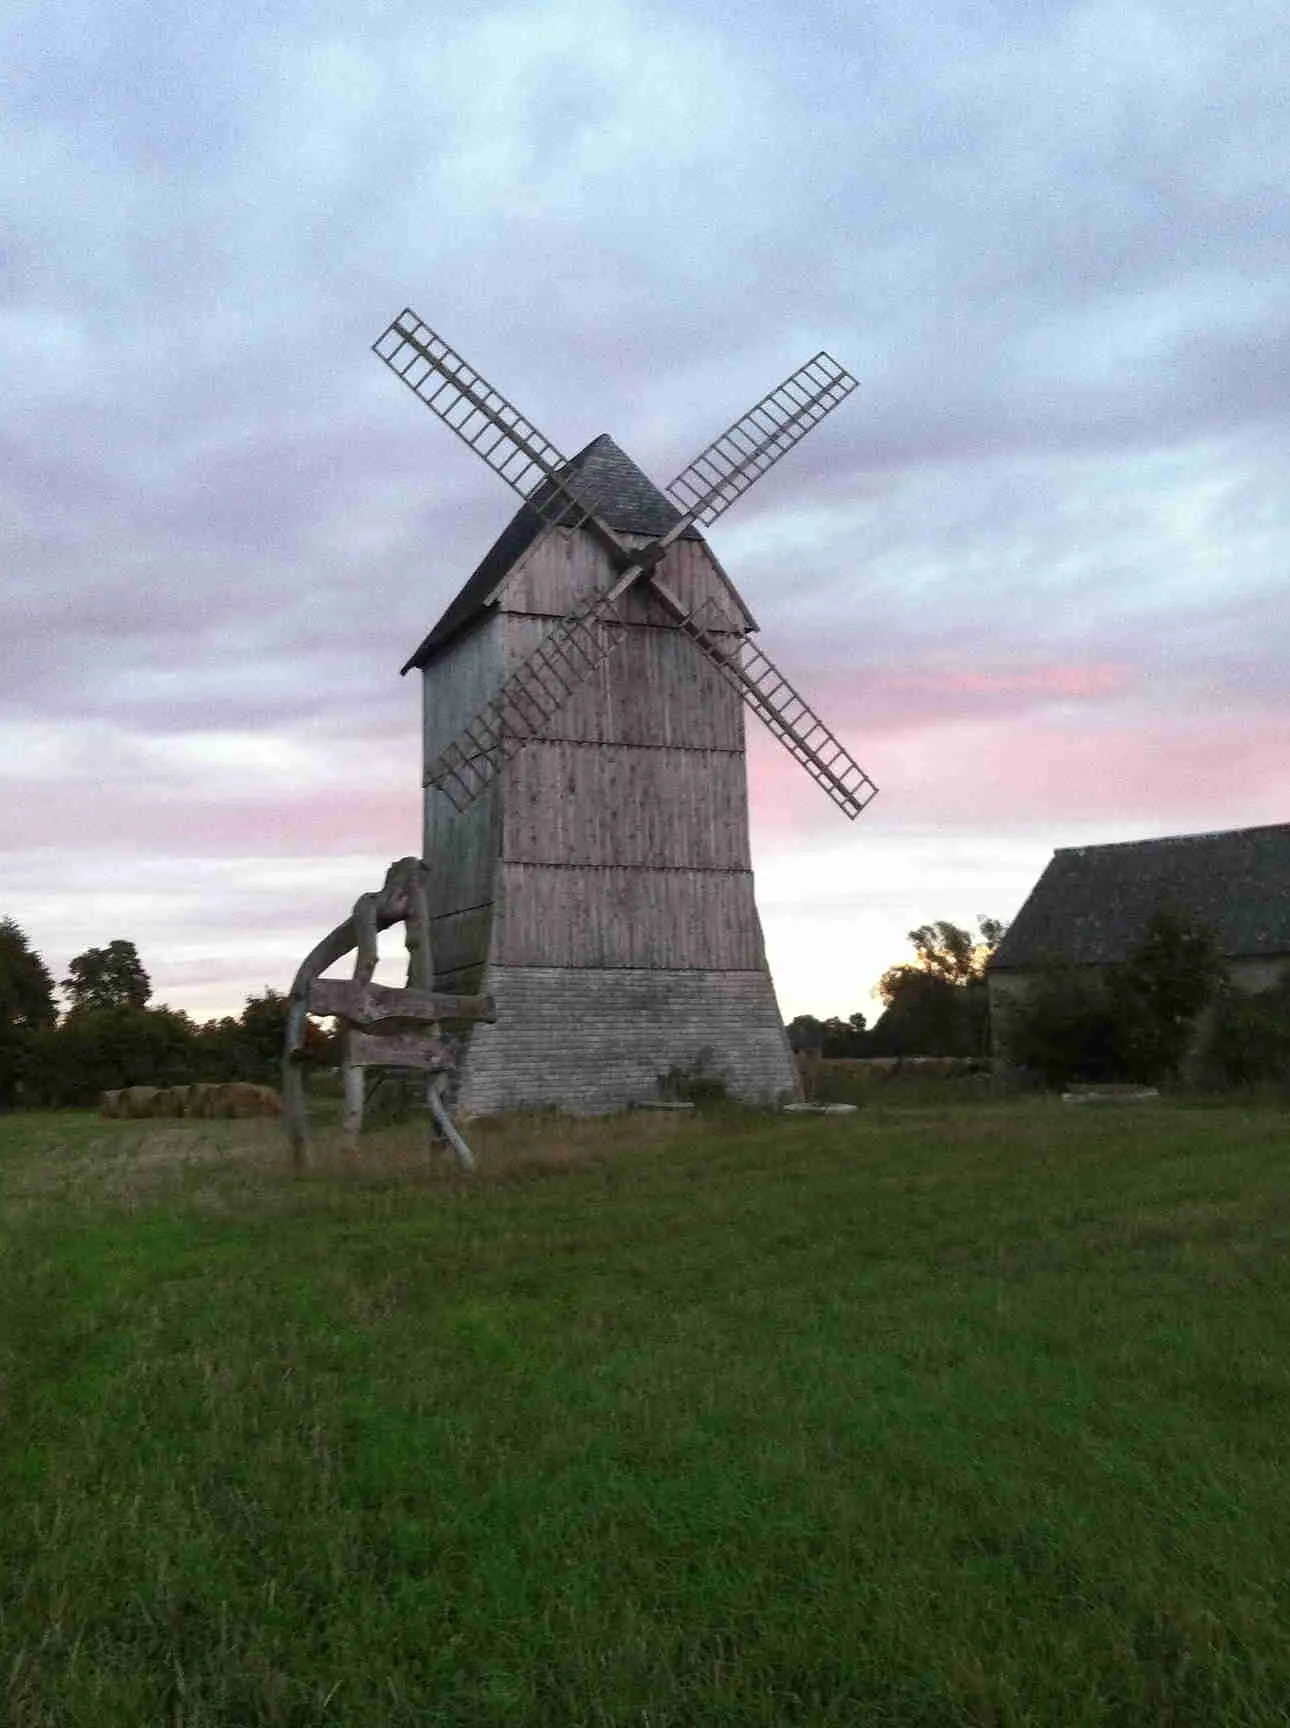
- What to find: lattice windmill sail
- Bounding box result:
[376,308,877,1114]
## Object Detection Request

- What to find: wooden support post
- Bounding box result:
[341,1043,366,1150]
[283,997,311,1170]
[427,1074,476,1173]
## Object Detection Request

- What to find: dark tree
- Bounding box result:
[237,989,292,1084]
[0,919,58,1107]
[905,920,979,987]
[786,1014,827,1053]
[870,916,1005,1057]
[63,940,152,1013]
[879,916,1007,1004]
[32,1005,200,1106]
[786,1012,868,1057]
[998,967,1125,1087]
[1108,907,1227,1083]
[869,969,985,1057]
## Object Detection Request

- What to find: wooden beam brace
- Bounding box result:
[307,978,496,1027]
[346,1030,459,1070]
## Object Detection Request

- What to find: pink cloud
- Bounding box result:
[895,662,1130,699]
[790,657,1138,737]
[2,781,419,859]
[747,706,1290,844]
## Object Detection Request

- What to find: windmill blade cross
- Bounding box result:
[379,309,867,814]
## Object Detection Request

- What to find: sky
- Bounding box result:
[3,0,1288,1023]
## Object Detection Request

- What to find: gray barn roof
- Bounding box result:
[402,434,706,673]
[991,822,1290,971]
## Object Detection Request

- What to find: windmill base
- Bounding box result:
[448,966,801,1116]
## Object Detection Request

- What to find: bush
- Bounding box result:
[1198,973,1290,1089]
[657,1047,730,1106]
[868,974,988,1058]
[1106,909,1227,1083]
[1000,909,1227,1090]
[999,969,1128,1089]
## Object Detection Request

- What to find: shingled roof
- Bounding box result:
[401,434,706,673]
[991,822,1290,971]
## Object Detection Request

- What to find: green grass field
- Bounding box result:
[3,1099,1289,1726]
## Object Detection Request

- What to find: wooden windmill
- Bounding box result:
[374,309,878,1113]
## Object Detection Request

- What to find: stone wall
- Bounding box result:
[453,965,801,1115]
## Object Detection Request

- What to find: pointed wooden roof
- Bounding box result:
[402,434,749,672]
[990,822,1290,970]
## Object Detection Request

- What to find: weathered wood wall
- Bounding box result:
[489,530,759,974]
[501,743,749,869]
[502,529,752,630]
[421,621,501,981]
[423,903,492,990]
[502,615,743,749]
[416,515,799,1105]
[494,863,764,969]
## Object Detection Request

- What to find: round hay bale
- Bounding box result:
[222,1081,264,1119]
[203,1083,235,1119]
[185,1082,215,1118]
[253,1084,282,1117]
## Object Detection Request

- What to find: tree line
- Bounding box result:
[0,922,333,1109]
[786,906,1290,1090]
[787,917,1005,1059]
[5,914,1006,1109]
[10,906,1280,1108]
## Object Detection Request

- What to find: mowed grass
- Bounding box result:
[2,1101,1290,1726]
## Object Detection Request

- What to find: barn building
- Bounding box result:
[988,822,1290,1061]
[402,434,801,1114]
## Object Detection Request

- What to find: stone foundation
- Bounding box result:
[453,965,801,1114]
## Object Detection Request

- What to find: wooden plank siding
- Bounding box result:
[494,863,765,970]
[424,903,494,985]
[500,612,746,750]
[421,619,503,762]
[502,741,750,870]
[423,622,504,946]
[502,528,752,630]
[423,786,495,920]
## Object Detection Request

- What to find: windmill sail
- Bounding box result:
[665,353,857,529]
[670,601,877,820]
[373,310,591,533]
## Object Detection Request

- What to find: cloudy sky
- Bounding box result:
[4,0,1288,1022]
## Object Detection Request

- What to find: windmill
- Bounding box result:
[374,309,877,1113]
